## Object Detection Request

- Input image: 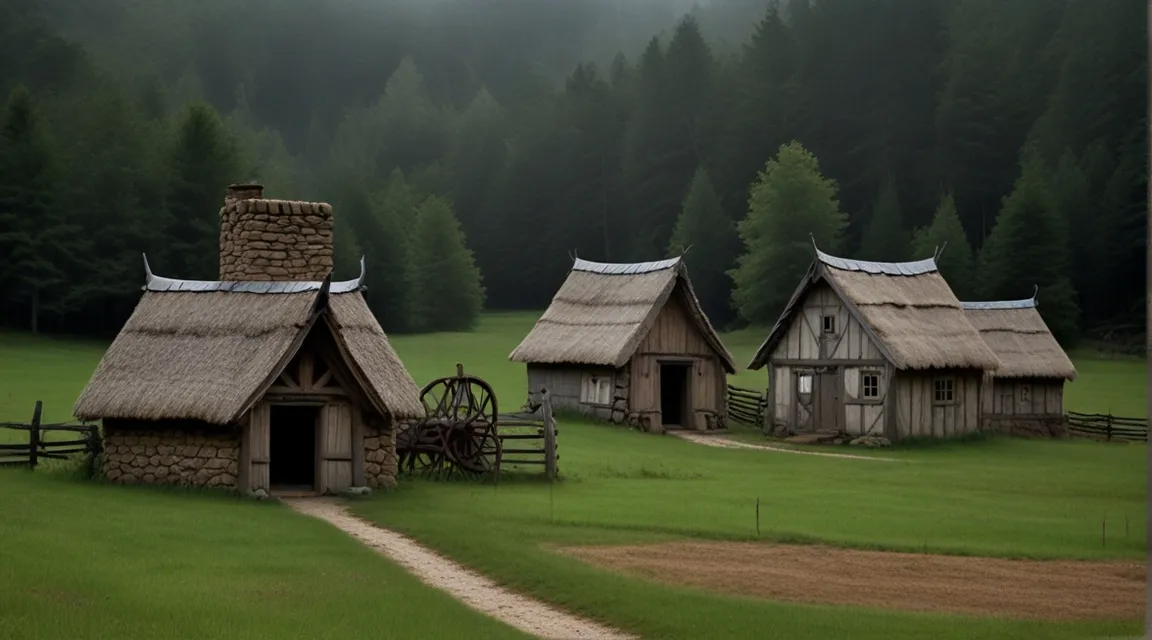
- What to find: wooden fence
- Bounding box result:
[498,391,559,480]
[0,401,103,472]
[1065,411,1148,442]
[727,384,766,427]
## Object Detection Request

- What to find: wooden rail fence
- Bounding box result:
[498,390,559,480]
[1065,411,1148,442]
[727,384,766,427]
[0,401,103,473]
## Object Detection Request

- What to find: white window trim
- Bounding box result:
[581,373,614,406]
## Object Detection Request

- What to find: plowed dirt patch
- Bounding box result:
[557,541,1145,621]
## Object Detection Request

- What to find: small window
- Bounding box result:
[581,373,613,406]
[933,377,955,404]
[822,314,836,334]
[861,372,880,399]
[797,374,813,395]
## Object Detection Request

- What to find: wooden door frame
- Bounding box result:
[656,358,695,429]
[266,398,325,493]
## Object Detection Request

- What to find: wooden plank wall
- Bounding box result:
[841,366,887,436]
[771,284,886,362]
[988,378,1064,416]
[248,402,270,491]
[527,365,616,420]
[892,371,981,438]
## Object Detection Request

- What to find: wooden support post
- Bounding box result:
[29,401,42,470]
[541,388,557,481]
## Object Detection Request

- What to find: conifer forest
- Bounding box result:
[0,0,1146,349]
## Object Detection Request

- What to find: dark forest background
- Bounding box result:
[0,0,1146,350]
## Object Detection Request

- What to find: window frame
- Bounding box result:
[581,372,614,407]
[821,314,836,334]
[932,376,957,406]
[858,370,883,404]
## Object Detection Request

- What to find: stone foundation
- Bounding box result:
[219,197,334,281]
[363,424,399,489]
[102,427,240,488]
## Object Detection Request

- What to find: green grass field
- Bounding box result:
[0,312,1146,639]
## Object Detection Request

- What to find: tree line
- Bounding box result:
[0,0,1145,348]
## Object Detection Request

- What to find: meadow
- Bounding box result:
[0,311,1147,639]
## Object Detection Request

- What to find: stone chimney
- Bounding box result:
[218,183,335,281]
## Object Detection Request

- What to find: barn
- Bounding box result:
[961,294,1077,436]
[747,246,1000,441]
[508,257,737,433]
[72,183,424,496]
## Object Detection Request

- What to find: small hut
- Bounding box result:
[508,257,737,432]
[961,293,1077,436]
[747,246,1000,440]
[73,184,424,496]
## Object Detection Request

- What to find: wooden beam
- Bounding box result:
[772,358,889,367]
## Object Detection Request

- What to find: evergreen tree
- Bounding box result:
[667,166,738,327]
[162,102,240,279]
[0,85,65,333]
[729,142,848,325]
[408,196,485,332]
[911,193,975,299]
[857,173,910,262]
[978,156,1079,344]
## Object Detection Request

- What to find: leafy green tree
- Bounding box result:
[668,166,738,327]
[408,196,485,332]
[911,193,975,298]
[729,142,848,325]
[162,102,240,279]
[977,156,1079,344]
[857,173,910,262]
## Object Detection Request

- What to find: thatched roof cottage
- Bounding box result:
[509,257,736,432]
[73,184,423,496]
[961,294,1076,436]
[748,246,999,441]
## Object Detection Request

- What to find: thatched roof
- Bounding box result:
[748,248,1000,372]
[961,297,1077,381]
[508,257,737,373]
[73,260,424,424]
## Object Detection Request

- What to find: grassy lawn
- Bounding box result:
[0,468,529,640]
[0,311,1146,639]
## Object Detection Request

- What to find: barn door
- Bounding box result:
[317,402,353,494]
[814,367,843,432]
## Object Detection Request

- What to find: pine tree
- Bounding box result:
[163,102,240,279]
[0,85,64,333]
[667,167,738,327]
[978,156,1080,344]
[911,193,975,298]
[729,142,848,324]
[857,173,910,262]
[408,196,485,332]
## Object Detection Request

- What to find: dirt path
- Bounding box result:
[285,497,634,640]
[559,540,1146,621]
[671,431,902,462]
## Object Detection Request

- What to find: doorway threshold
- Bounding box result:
[270,485,321,499]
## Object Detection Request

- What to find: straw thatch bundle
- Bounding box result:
[750,249,1000,371]
[961,299,1077,380]
[73,277,423,424]
[509,257,736,372]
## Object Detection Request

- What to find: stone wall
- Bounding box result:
[363,423,399,489]
[219,197,334,281]
[102,425,241,487]
[982,414,1069,439]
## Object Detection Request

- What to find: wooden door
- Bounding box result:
[814,367,843,432]
[247,402,270,491]
[317,402,354,493]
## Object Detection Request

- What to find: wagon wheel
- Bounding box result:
[444,423,503,476]
[420,370,499,427]
[398,422,448,475]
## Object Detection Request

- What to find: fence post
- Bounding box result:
[541,388,557,482]
[28,401,42,470]
[1106,413,1113,442]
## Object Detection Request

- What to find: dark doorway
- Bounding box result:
[659,363,692,429]
[269,405,319,489]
